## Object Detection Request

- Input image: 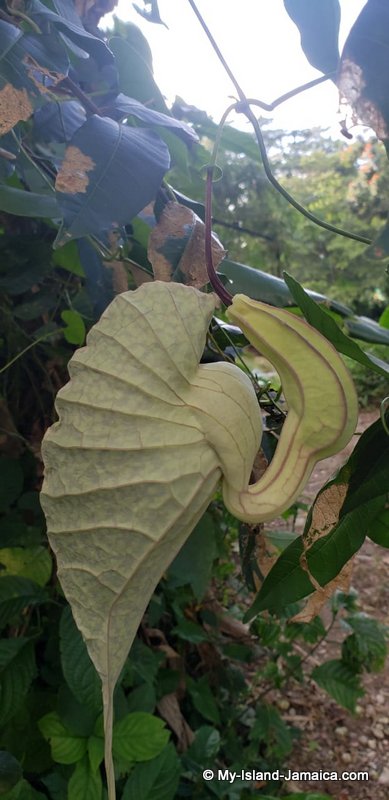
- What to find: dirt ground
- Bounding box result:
[270,410,389,799]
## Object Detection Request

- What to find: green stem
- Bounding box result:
[0,330,59,375]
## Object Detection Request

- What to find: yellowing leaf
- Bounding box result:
[41,280,358,798]
[41,280,260,799]
[0,546,52,587]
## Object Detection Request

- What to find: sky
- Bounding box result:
[104,0,368,137]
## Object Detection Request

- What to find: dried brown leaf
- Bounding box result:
[294,482,350,621]
[291,558,353,623]
[148,202,226,288]
[338,58,389,139]
[157,693,194,751]
[55,146,95,194]
[0,84,33,135]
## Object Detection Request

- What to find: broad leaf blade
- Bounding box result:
[54,115,170,244]
[41,281,261,797]
[122,743,180,800]
[338,0,389,141]
[221,259,353,317]
[60,607,102,714]
[0,186,59,219]
[284,0,341,74]
[311,659,363,711]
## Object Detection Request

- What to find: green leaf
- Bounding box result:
[87,736,104,773]
[187,677,220,725]
[344,315,389,346]
[244,537,314,618]
[342,613,387,672]
[112,94,196,146]
[61,310,86,345]
[53,241,85,276]
[60,607,102,714]
[221,259,352,316]
[0,640,36,726]
[38,712,87,765]
[0,752,22,794]
[54,116,170,245]
[0,639,30,670]
[311,659,363,711]
[67,756,102,800]
[29,0,112,66]
[338,0,389,141]
[171,619,208,643]
[250,703,293,758]
[284,0,340,74]
[283,272,389,375]
[0,547,52,587]
[185,726,220,764]
[0,186,59,219]
[167,512,218,599]
[122,744,180,800]
[109,34,168,112]
[0,458,23,512]
[379,305,389,329]
[0,576,46,631]
[368,507,389,547]
[112,712,169,763]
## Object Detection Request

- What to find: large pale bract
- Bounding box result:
[41,280,358,798]
[40,281,261,797]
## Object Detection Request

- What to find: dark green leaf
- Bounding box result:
[185,726,220,764]
[284,272,389,375]
[187,677,220,725]
[171,619,208,643]
[342,613,387,672]
[0,458,23,511]
[33,101,86,145]
[0,640,36,726]
[311,659,363,711]
[244,537,313,619]
[122,744,180,800]
[60,607,102,714]
[127,684,156,714]
[305,497,377,586]
[284,0,340,74]
[221,260,352,316]
[0,186,59,219]
[368,507,389,547]
[0,751,22,794]
[0,576,47,630]
[110,94,196,145]
[250,703,293,758]
[54,116,170,244]
[344,315,389,345]
[29,0,113,66]
[13,294,58,321]
[168,512,218,599]
[109,35,168,112]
